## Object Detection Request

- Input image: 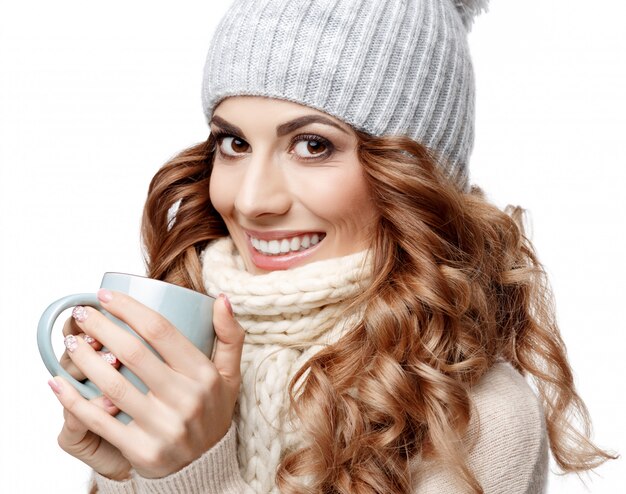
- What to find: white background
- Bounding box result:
[1,1,624,492]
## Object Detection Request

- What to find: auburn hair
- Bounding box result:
[141,130,613,493]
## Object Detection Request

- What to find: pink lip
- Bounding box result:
[244,229,326,271]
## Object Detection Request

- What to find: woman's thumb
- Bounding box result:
[211,294,244,385]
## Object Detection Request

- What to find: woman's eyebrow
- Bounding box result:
[276,115,349,136]
[210,114,349,137]
[210,116,243,136]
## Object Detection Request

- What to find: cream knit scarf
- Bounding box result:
[201,237,371,493]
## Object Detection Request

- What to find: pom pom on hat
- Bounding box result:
[453,0,489,29]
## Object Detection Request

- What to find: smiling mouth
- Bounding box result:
[248,233,326,256]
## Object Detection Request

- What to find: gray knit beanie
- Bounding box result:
[201,0,488,189]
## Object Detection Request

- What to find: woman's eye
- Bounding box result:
[292,137,330,159]
[218,136,250,156]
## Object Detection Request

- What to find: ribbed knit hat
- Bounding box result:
[201,0,488,189]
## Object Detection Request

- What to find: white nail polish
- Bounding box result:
[64,334,78,353]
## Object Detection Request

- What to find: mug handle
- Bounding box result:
[37,293,102,400]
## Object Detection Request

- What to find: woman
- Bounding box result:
[49,0,613,492]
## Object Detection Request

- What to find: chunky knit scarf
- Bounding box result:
[201,237,371,493]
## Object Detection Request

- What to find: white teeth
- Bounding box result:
[268,240,280,254]
[250,233,325,256]
[290,236,301,251]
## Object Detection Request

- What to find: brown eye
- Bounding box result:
[218,136,250,156]
[307,141,326,154]
[293,136,331,159]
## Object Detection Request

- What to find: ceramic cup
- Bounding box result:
[37,272,215,423]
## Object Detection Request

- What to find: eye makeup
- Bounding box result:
[210,130,335,162]
[211,131,249,157]
[289,134,334,160]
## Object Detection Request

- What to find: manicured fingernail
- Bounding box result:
[97,289,113,303]
[100,352,118,365]
[64,334,78,353]
[220,293,233,316]
[83,335,96,344]
[48,379,62,395]
[72,306,88,322]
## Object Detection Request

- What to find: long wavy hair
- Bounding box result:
[141,130,613,493]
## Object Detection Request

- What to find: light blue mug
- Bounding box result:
[37,272,216,423]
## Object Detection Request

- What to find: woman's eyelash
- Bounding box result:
[210,131,334,160]
[291,134,334,159]
[211,130,236,141]
[293,134,328,145]
[211,130,242,147]
[210,131,247,159]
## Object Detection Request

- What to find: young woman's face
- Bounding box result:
[209,96,378,274]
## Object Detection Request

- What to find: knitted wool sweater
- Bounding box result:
[94,237,548,494]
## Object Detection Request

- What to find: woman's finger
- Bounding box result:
[60,346,120,381]
[51,378,133,480]
[58,394,119,452]
[93,289,211,376]
[99,351,121,369]
[60,315,105,380]
[63,315,103,349]
[50,376,135,451]
[59,333,120,381]
[69,305,180,401]
[62,334,151,423]
[60,347,87,381]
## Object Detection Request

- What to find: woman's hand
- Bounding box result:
[49,289,244,479]
[50,388,132,481]
[54,312,129,479]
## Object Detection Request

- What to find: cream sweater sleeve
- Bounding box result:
[412,363,549,494]
[92,423,254,494]
[94,363,548,494]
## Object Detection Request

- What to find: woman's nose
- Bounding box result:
[234,154,291,219]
